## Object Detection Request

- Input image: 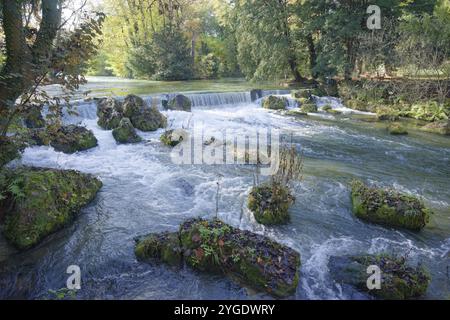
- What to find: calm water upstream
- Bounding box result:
[0,85,449,299]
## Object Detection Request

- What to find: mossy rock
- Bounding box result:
[27,128,51,147]
[420,120,450,136]
[250,89,263,101]
[135,218,301,298]
[350,180,430,231]
[96,97,123,130]
[300,102,318,113]
[166,94,192,112]
[160,129,187,147]
[376,106,400,121]
[387,122,408,135]
[112,118,142,144]
[130,106,167,132]
[1,167,102,250]
[0,137,21,168]
[248,182,294,225]
[123,94,145,119]
[291,90,312,99]
[50,125,98,154]
[329,254,430,299]
[262,96,287,110]
[23,104,45,129]
[135,232,182,266]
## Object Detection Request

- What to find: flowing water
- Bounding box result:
[0,89,449,300]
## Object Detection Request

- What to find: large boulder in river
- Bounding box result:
[248,182,294,225]
[0,167,102,250]
[112,118,142,144]
[123,94,145,118]
[96,97,123,130]
[300,102,318,113]
[262,96,287,110]
[50,125,98,154]
[135,218,301,298]
[131,106,167,132]
[166,94,192,112]
[350,180,431,231]
[329,254,430,300]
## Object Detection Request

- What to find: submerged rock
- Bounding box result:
[166,94,192,112]
[160,129,187,147]
[131,106,167,132]
[350,180,430,230]
[387,122,408,135]
[135,218,301,298]
[262,96,287,110]
[1,167,102,250]
[329,254,430,300]
[50,125,98,154]
[248,182,294,225]
[112,118,142,144]
[97,97,123,130]
[420,120,450,136]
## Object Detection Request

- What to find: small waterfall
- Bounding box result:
[186,91,252,107]
[261,89,291,97]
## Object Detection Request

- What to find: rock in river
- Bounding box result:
[166,94,192,112]
[0,167,102,250]
[112,118,142,144]
[262,96,287,110]
[135,218,301,298]
[350,180,431,231]
[329,254,430,299]
[50,125,98,154]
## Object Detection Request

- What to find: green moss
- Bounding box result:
[96,97,123,130]
[248,182,294,225]
[135,218,301,298]
[354,254,430,299]
[130,106,167,132]
[2,167,102,250]
[166,94,192,112]
[262,96,287,110]
[291,90,311,99]
[50,125,98,154]
[376,106,400,121]
[300,102,318,113]
[350,180,430,231]
[112,118,142,144]
[123,94,145,118]
[160,129,186,147]
[135,232,182,266]
[387,122,408,135]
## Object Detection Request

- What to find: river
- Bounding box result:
[0,79,449,299]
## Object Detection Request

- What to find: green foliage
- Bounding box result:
[409,101,449,122]
[197,53,221,79]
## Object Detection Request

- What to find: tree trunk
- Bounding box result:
[0,0,61,136]
[306,34,317,79]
